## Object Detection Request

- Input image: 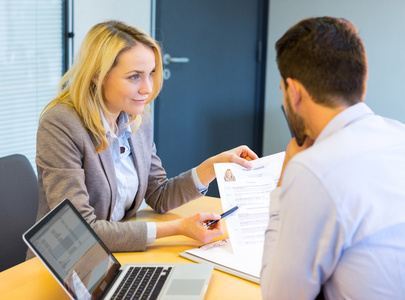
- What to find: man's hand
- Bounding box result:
[278,137,314,186]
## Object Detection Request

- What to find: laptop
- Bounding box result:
[23,199,213,300]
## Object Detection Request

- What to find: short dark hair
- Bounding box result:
[276,17,367,107]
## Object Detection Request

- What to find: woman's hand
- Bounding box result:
[179,212,224,244]
[214,145,259,167]
[196,145,259,186]
[156,212,224,244]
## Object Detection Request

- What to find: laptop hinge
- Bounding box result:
[101,269,123,299]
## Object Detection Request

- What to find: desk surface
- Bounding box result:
[0,196,261,300]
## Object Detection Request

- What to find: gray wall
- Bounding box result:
[73,1,405,156]
[263,0,405,155]
[74,0,152,55]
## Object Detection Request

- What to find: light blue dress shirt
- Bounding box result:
[261,103,405,300]
[101,111,208,245]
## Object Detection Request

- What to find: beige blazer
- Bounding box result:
[30,103,201,258]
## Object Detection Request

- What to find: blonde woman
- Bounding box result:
[29,21,257,258]
[224,169,236,181]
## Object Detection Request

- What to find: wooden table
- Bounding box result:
[0,196,262,299]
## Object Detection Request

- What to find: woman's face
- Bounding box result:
[226,170,232,179]
[102,43,156,126]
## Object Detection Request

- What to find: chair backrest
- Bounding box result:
[0,154,38,271]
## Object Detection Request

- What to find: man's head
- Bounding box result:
[276,17,367,107]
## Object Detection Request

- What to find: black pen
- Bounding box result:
[204,206,239,228]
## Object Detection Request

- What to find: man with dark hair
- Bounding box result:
[261,17,405,300]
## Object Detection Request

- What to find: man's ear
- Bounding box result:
[285,78,301,109]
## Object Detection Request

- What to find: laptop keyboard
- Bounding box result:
[111,266,172,300]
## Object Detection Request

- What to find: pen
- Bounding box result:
[204,206,239,228]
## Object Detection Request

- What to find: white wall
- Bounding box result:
[73,0,152,55]
[263,0,405,155]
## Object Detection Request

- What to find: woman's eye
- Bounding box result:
[129,74,140,80]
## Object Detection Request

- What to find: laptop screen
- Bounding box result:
[24,200,121,300]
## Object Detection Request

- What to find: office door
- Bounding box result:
[154,0,267,196]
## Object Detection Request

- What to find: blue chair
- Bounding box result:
[0,154,38,271]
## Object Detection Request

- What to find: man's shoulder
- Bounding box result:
[290,113,405,179]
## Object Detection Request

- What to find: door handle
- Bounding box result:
[163,53,190,65]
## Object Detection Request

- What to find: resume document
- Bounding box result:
[179,152,285,282]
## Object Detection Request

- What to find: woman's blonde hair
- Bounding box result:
[41,20,163,152]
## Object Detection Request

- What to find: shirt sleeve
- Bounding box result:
[191,167,209,194]
[146,222,157,245]
[261,162,345,300]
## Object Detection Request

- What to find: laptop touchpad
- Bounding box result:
[166,279,205,295]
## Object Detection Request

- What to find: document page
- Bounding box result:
[181,238,261,282]
[180,152,285,283]
[214,152,285,256]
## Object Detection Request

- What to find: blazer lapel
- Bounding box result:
[98,149,118,219]
[128,131,146,210]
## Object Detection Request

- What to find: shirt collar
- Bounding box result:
[100,109,132,141]
[315,102,374,144]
